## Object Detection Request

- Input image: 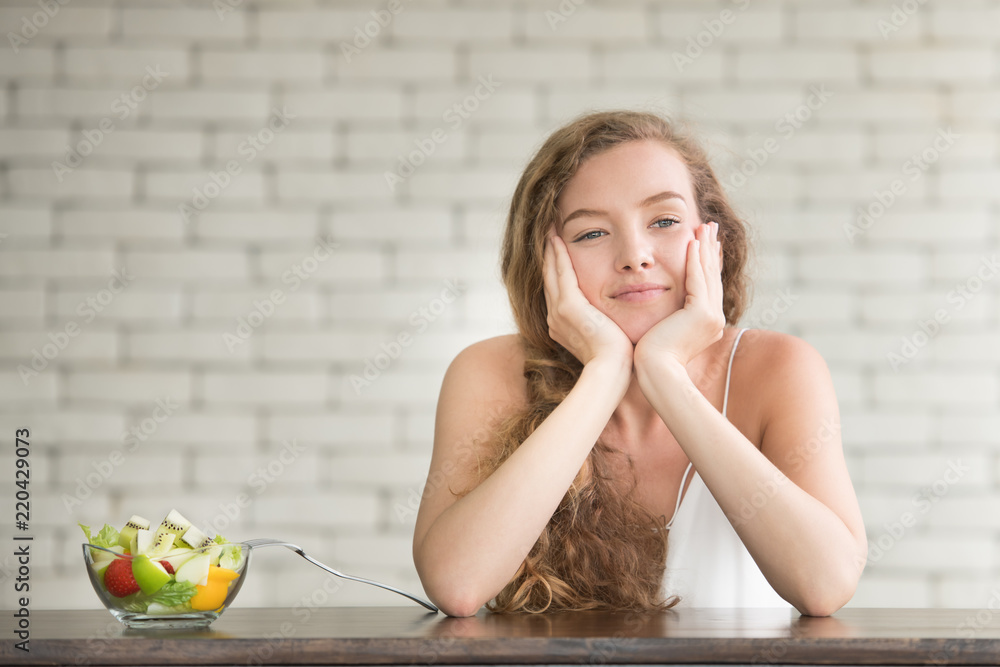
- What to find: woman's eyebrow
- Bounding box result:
[561,190,688,226]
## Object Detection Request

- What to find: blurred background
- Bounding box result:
[0,0,998,611]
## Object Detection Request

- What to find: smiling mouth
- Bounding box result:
[612,286,668,302]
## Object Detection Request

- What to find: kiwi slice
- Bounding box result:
[147,532,176,558]
[118,515,151,550]
[157,509,192,538]
[180,525,213,549]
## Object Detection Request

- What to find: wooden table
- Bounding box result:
[4,607,1000,665]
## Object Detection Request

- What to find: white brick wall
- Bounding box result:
[2,0,999,614]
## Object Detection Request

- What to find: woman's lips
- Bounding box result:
[611,284,668,302]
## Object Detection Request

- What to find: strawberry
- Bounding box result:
[104,558,140,597]
[159,560,175,575]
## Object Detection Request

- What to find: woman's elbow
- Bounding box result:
[413,552,486,617]
[796,592,848,617]
[419,578,485,617]
[436,594,484,618]
[793,562,861,617]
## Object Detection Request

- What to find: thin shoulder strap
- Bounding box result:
[722,328,750,420]
[665,328,750,530]
[665,461,693,529]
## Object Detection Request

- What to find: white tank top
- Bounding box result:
[660,328,793,609]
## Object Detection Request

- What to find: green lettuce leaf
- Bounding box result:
[79,523,120,549]
[96,524,120,548]
[219,544,243,571]
[147,581,197,607]
[119,595,148,613]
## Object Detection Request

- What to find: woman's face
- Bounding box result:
[554,139,704,344]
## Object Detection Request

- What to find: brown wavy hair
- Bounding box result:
[481,110,751,613]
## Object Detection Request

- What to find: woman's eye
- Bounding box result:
[573,230,606,242]
[652,218,679,229]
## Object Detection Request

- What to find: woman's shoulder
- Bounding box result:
[734,327,835,420]
[442,334,528,407]
[450,334,525,374]
[737,328,828,377]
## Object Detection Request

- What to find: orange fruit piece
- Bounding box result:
[189,566,240,611]
[209,565,240,582]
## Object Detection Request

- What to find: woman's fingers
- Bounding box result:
[689,222,722,305]
[542,230,565,310]
[548,235,589,309]
[705,221,723,306]
[542,229,632,365]
[686,234,706,303]
[542,231,583,348]
[634,221,726,369]
[549,233,580,296]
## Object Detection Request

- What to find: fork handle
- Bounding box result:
[246,541,438,613]
[298,553,439,613]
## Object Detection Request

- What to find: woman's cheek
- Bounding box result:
[564,252,601,302]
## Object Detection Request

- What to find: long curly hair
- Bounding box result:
[481,110,751,613]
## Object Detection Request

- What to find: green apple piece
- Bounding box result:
[207,545,223,566]
[160,547,192,557]
[89,547,125,578]
[90,560,112,578]
[160,548,197,572]
[91,545,125,566]
[134,528,155,555]
[118,515,151,549]
[132,555,172,596]
[174,553,211,587]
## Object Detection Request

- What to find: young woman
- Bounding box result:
[412,110,867,617]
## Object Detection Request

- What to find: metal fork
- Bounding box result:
[241,538,438,613]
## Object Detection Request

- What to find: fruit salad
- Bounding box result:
[81,509,245,616]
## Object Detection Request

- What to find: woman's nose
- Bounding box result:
[616,232,655,271]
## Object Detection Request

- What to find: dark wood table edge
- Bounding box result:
[9,637,1000,666]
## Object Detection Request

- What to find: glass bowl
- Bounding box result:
[83,542,251,629]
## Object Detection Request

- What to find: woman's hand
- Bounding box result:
[634,221,725,372]
[543,227,633,371]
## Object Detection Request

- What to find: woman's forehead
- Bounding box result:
[559,140,695,210]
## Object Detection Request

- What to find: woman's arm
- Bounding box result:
[412,339,629,617]
[413,231,634,617]
[636,335,866,616]
[633,221,866,615]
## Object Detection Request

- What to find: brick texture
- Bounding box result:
[1,0,998,612]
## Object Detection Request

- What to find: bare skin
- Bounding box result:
[413,140,867,618]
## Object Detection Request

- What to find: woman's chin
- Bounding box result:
[606,307,680,346]
[621,321,655,346]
